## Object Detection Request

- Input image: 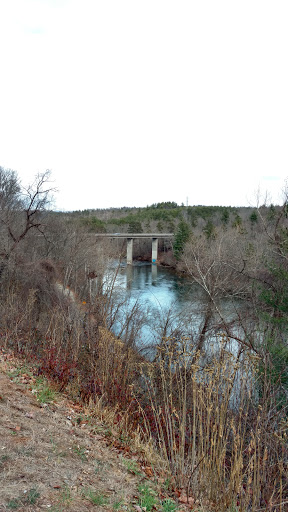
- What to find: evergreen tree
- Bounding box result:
[250,210,258,224]
[221,208,229,226]
[128,219,143,233]
[203,220,216,240]
[173,221,190,260]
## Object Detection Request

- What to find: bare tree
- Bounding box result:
[0,168,56,267]
[180,228,261,353]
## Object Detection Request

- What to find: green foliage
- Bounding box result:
[260,265,288,320]
[268,203,276,221]
[149,209,180,221]
[137,483,157,511]
[108,205,181,229]
[73,444,88,461]
[167,220,175,232]
[113,498,125,510]
[221,208,230,226]
[7,500,20,510]
[249,210,258,224]
[150,201,178,209]
[278,227,288,253]
[62,205,276,238]
[7,488,40,509]
[173,221,190,260]
[203,219,216,240]
[259,264,288,406]
[265,339,288,389]
[162,498,178,511]
[34,377,58,403]
[83,488,108,505]
[81,216,106,232]
[74,204,268,236]
[25,488,40,505]
[128,219,143,233]
[187,205,235,227]
[121,457,142,475]
[232,213,245,233]
[135,482,178,512]
[7,365,33,381]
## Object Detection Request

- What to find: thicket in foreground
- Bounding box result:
[138,337,287,510]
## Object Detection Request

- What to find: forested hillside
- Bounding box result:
[64,201,262,238]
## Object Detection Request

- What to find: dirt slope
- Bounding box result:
[0,352,141,511]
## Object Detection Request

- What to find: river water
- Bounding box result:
[104,261,245,355]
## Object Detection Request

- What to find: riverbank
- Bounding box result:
[0,347,187,512]
[1,266,287,511]
[0,260,287,511]
[134,249,178,270]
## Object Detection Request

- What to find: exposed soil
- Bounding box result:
[0,350,143,511]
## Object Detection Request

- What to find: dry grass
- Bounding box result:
[0,352,142,511]
[0,349,188,512]
[137,337,288,511]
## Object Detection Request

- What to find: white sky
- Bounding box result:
[0,0,287,210]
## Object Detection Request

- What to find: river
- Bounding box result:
[103,261,245,356]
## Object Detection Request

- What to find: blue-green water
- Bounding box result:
[103,261,243,352]
[116,262,198,308]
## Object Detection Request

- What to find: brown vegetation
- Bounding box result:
[0,166,287,511]
[0,351,141,511]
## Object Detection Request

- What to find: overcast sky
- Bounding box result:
[0,0,287,210]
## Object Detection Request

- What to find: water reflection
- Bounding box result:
[151,263,157,281]
[103,262,255,405]
[113,261,195,309]
[105,262,225,350]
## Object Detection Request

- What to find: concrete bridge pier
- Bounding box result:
[126,264,133,288]
[122,233,172,265]
[151,263,157,280]
[127,238,133,265]
[152,237,158,264]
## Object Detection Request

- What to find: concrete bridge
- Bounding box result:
[96,233,174,264]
